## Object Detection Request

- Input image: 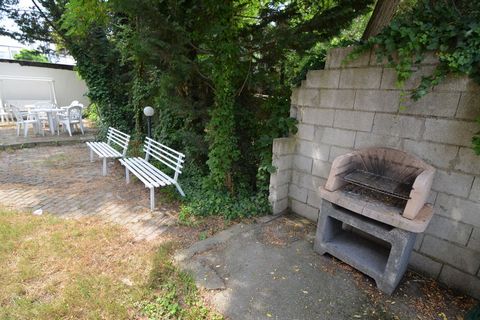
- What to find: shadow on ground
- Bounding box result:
[175,214,476,320]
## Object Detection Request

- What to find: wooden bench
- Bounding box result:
[86,127,130,176]
[119,137,185,210]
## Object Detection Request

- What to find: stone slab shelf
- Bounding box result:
[314,199,417,295]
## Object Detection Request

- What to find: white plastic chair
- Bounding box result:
[58,105,84,136]
[0,104,11,123]
[11,105,39,137]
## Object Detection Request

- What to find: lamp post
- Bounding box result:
[143,106,154,138]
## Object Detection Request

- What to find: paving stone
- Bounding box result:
[0,143,176,241]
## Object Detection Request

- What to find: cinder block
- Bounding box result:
[435,193,480,228]
[432,170,474,198]
[313,126,325,142]
[312,160,331,179]
[381,66,436,90]
[328,146,353,162]
[272,138,296,155]
[290,105,298,119]
[401,92,460,118]
[467,228,480,251]
[425,215,473,246]
[288,184,308,203]
[334,110,374,132]
[269,184,289,202]
[321,127,355,148]
[271,198,288,214]
[409,251,442,278]
[470,177,480,201]
[293,155,313,173]
[305,70,340,88]
[420,235,480,274]
[434,74,480,92]
[372,114,423,139]
[319,89,355,110]
[439,265,480,299]
[291,88,300,105]
[291,170,325,191]
[455,147,480,175]
[269,169,292,187]
[272,154,292,171]
[456,93,480,120]
[291,199,319,221]
[339,68,382,89]
[414,234,424,251]
[300,108,335,126]
[354,132,402,149]
[295,124,315,141]
[296,140,330,161]
[307,189,322,209]
[354,90,400,112]
[297,88,320,107]
[423,119,479,147]
[325,47,371,69]
[403,140,458,169]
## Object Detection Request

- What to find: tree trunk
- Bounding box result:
[362,0,400,40]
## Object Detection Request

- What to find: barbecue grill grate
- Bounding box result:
[343,170,412,200]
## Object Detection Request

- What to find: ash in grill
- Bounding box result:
[322,147,435,221]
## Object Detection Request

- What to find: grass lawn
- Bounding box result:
[0,208,222,320]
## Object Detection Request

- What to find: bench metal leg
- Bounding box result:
[125,167,130,184]
[90,149,94,162]
[174,183,186,197]
[102,158,107,176]
[150,187,155,210]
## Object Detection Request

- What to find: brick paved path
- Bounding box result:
[0,144,178,240]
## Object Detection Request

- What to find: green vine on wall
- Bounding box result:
[352,0,480,153]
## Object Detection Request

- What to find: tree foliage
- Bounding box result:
[13,48,48,62]
[2,0,373,218]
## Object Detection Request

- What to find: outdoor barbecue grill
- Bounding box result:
[314,147,436,294]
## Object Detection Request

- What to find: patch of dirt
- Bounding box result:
[257,214,315,247]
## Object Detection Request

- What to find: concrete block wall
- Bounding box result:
[269,46,480,298]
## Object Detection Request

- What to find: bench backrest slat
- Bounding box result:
[106,127,130,156]
[144,137,185,182]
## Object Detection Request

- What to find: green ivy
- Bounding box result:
[353,0,480,153]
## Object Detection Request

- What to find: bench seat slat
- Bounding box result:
[129,157,174,185]
[88,142,121,158]
[119,159,159,188]
[87,142,120,158]
[121,158,166,188]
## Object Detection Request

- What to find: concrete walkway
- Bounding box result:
[0,122,96,149]
[0,144,177,240]
[175,215,476,320]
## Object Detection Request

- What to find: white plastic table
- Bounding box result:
[28,108,63,135]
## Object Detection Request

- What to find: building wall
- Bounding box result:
[0,60,89,107]
[269,47,480,298]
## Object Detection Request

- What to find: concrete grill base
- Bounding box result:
[314,199,417,295]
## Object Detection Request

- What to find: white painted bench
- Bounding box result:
[119,137,185,210]
[86,127,130,176]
